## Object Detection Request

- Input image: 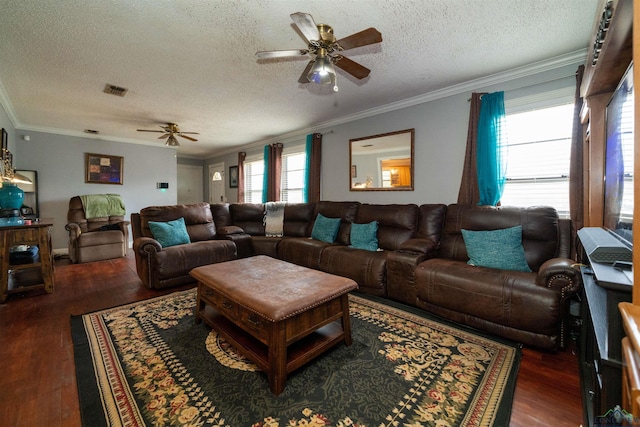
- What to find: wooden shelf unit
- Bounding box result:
[0,220,54,303]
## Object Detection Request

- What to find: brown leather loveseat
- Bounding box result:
[407,204,580,350]
[131,202,237,289]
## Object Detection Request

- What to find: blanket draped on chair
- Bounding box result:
[264,201,286,237]
[80,194,126,219]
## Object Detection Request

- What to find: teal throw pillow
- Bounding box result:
[311,213,341,243]
[460,225,532,272]
[148,217,191,248]
[349,221,379,251]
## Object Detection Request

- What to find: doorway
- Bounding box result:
[209,162,225,203]
[177,164,204,204]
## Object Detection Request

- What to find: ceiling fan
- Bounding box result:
[136,123,199,146]
[256,12,382,92]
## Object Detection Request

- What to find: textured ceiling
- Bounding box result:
[0,0,599,158]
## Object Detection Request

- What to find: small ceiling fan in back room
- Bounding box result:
[136,123,199,147]
[256,12,382,92]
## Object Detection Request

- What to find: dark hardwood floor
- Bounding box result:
[0,250,583,426]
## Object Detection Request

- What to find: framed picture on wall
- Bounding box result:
[229,166,238,188]
[1,128,7,156]
[85,153,124,184]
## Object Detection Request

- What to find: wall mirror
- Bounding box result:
[349,128,414,191]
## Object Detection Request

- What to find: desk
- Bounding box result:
[0,219,54,303]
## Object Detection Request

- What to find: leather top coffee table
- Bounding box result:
[191,255,358,395]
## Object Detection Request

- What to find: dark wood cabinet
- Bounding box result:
[0,220,54,303]
[579,267,632,425]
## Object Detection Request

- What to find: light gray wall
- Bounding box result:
[206,61,580,206]
[14,131,178,252]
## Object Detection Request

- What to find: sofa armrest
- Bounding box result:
[133,236,163,254]
[65,223,82,239]
[217,225,245,237]
[535,257,582,299]
[387,242,440,306]
[116,220,130,231]
[397,237,439,255]
[216,226,252,258]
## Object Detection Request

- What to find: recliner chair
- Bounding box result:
[65,195,129,263]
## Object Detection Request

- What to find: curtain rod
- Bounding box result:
[467,72,577,102]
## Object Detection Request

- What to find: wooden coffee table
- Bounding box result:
[191,255,358,395]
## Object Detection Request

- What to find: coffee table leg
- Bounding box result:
[268,321,287,395]
[342,294,352,346]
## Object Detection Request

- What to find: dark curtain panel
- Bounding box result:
[237,151,246,203]
[569,65,585,257]
[457,92,486,204]
[266,143,283,202]
[307,133,322,203]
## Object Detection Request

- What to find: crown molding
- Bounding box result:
[0,79,20,128]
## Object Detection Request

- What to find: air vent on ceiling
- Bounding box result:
[103,83,128,97]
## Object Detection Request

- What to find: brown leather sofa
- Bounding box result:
[409,204,580,350]
[131,203,237,289]
[132,200,580,351]
[211,201,447,296]
[66,195,130,263]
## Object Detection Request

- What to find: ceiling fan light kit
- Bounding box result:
[256,12,382,92]
[136,123,199,147]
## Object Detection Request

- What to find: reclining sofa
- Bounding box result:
[131,201,581,351]
[131,202,236,289]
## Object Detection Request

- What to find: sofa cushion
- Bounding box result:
[313,201,359,245]
[229,203,265,235]
[278,237,331,270]
[349,221,379,251]
[440,204,560,271]
[355,203,418,250]
[415,258,560,336]
[311,213,341,243]
[140,202,216,242]
[148,217,191,248]
[319,246,387,296]
[461,226,531,272]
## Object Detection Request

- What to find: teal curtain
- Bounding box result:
[476,91,507,206]
[262,145,269,203]
[303,134,313,202]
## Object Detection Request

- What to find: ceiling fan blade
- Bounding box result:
[336,27,382,50]
[298,60,314,83]
[256,49,309,59]
[290,12,320,43]
[137,129,165,133]
[179,132,200,135]
[334,55,371,79]
[178,134,198,142]
[158,134,169,139]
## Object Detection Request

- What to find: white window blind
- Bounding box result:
[243,158,264,203]
[501,103,574,218]
[280,146,306,203]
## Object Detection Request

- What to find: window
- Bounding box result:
[501,103,574,218]
[280,146,306,203]
[243,157,264,203]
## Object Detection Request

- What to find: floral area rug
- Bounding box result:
[71,289,521,427]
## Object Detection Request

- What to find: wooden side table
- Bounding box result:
[0,219,54,303]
